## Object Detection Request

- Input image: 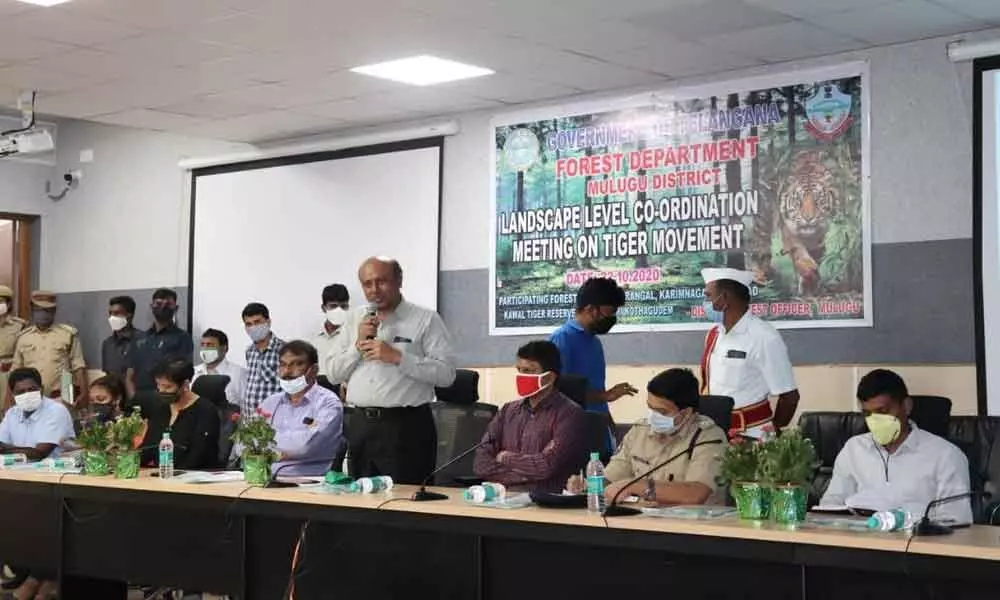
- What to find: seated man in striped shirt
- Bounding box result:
[473,341,586,493]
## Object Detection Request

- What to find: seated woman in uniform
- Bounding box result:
[139,359,220,470]
[567,368,726,505]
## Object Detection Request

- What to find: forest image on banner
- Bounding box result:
[491,66,869,335]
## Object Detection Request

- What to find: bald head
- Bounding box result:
[359,257,403,311]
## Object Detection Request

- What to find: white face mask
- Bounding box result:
[247,323,270,342]
[14,390,42,413]
[325,307,348,327]
[108,315,128,332]
[0,302,8,317]
[279,375,309,395]
[200,349,220,365]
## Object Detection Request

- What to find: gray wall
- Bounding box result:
[441,239,974,367]
[58,288,191,370]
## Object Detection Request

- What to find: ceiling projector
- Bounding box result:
[0,128,55,158]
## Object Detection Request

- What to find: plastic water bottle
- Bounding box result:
[158,432,174,479]
[0,454,28,468]
[38,457,78,469]
[351,476,393,493]
[464,482,506,503]
[867,509,915,532]
[586,452,606,514]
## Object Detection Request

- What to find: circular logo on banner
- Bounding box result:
[503,128,539,172]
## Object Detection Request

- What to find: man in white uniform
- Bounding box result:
[699,268,799,438]
[313,283,350,363]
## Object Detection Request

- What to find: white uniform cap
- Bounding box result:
[701,267,755,288]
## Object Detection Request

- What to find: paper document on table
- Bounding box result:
[174,471,246,484]
[641,506,736,520]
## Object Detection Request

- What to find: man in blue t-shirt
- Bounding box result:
[550,278,637,423]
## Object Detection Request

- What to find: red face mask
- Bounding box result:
[516,372,551,398]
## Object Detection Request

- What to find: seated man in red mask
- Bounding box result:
[473,341,586,493]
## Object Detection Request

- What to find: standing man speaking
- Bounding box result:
[326,257,455,484]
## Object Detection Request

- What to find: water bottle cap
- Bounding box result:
[589,452,599,461]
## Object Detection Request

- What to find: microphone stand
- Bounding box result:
[412,438,490,502]
[603,439,723,518]
[912,492,973,536]
[265,462,301,489]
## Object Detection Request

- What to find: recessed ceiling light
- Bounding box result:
[16,0,73,6]
[350,55,494,86]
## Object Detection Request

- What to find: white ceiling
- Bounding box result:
[0,0,997,143]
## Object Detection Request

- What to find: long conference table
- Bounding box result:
[1,470,999,600]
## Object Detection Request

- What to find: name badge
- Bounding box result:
[392,336,413,344]
[726,350,747,359]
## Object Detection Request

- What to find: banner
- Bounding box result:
[490,64,870,335]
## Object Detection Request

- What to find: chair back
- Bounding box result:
[698,395,735,433]
[909,395,952,438]
[557,374,588,408]
[434,369,480,405]
[582,411,612,464]
[316,375,338,394]
[191,374,231,409]
[430,401,497,485]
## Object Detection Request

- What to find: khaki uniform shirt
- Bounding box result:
[12,324,86,395]
[605,414,726,497]
[0,316,27,362]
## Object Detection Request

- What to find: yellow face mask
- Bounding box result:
[865,413,901,446]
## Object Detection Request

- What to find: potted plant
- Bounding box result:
[718,438,769,520]
[108,407,145,479]
[76,419,111,476]
[758,430,819,525]
[230,412,277,487]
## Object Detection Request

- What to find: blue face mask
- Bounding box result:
[702,300,725,323]
[648,409,679,435]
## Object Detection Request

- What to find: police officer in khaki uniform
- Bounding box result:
[11,291,88,409]
[0,285,27,395]
[567,368,726,505]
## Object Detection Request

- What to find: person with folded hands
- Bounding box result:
[474,341,586,493]
[566,368,726,505]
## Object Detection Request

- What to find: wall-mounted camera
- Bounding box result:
[46,170,82,201]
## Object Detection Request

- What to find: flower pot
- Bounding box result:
[731,482,770,520]
[243,454,272,487]
[114,450,140,480]
[82,450,110,476]
[770,484,807,524]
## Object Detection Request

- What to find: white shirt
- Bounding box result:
[707,312,796,436]
[325,299,456,408]
[312,327,341,374]
[821,424,973,525]
[0,398,74,458]
[193,358,247,407]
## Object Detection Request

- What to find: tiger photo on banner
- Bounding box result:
[489,63,870,335]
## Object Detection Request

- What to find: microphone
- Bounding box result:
[412,436,492,502]
[602,439,723,517]
[265,462,301,489]
[912,491,973,536]
[364,303,378,340]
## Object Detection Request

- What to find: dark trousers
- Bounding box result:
[346,404,437,485]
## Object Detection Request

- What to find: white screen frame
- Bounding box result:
[975,58,1000,415]
[186,138,443,363]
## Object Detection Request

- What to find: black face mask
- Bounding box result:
[92,404,115,423]
[33,310,54,328]
[158,391,181,405]
[152,305,176,321]
[591,315,617,335]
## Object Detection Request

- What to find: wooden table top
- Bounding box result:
[4,469,998,562]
